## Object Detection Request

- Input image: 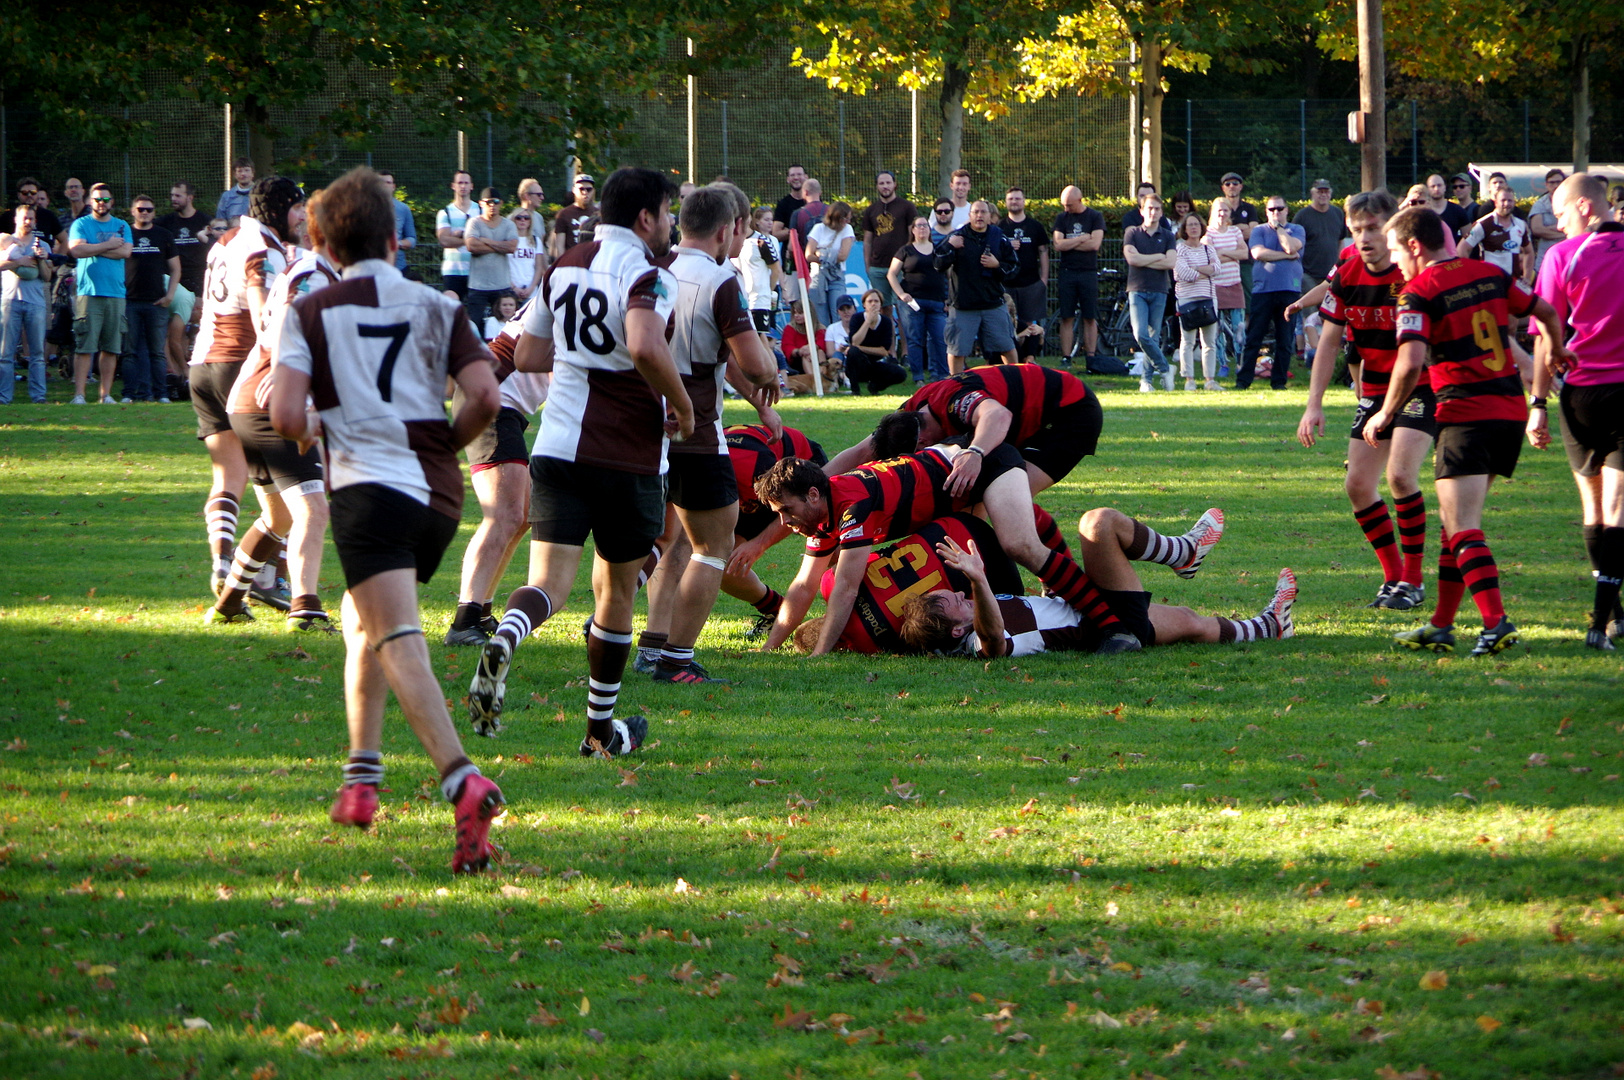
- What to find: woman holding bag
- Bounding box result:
[1204,202,1246,380]
[1174,213,1223,392]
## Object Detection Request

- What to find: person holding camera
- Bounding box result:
[0,204,55,403]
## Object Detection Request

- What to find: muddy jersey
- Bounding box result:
[1396,258,1537,424]
[524,224,677,475]
[229,248,339,414]
[668,245,755,455]
[275,259,494,517]
[192,217,289,366]
[901,364,1090,444]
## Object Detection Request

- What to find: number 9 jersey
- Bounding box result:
[523,223,679,476]
[1395,258,1536,425]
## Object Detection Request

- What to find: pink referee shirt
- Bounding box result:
[1534,222,1624,386]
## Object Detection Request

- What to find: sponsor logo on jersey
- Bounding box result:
[1397,311,1424,333]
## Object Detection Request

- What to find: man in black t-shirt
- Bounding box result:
[156,181,210,294]
[121,195,179,402]
[1425,174,1470,239]
[12,178,61,251]
[1052,186,1105,364]
[772,164,808,242]
[998,186,1050,331]
[1217,172,1260,296]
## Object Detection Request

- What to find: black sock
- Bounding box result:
[1594,527,1624,632]
[452,601,484,630]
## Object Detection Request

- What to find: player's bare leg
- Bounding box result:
[284,485,332,630]
[331,591,386,828]
[652,503,738,683]
[447,462,530,645]
[638,509,689,669]
[343,569,502,872]
[202,431,249,594]
[1077,506,1225,580]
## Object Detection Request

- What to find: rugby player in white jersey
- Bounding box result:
[468,167,694,757]
[269,166,505,874]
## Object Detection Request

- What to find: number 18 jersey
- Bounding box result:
[524,223,679,475]
[1395,258,1536,425]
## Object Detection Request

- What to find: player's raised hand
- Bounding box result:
[935,536,985,581]
[1296,403,1324,448]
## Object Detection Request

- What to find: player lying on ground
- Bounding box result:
[889,510,1295,657]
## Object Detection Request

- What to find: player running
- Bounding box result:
[468,168,694,756]
[191,176,305,606]
[636,185,778,684]
[829,363,1102,495]
[1366,207,1571,656]
[268,166,505,873]
[890,516,1294,657]
[1296,190,1432,611]
[1527,173,1624,650]
[209,190,341,630]
[444,298,549,646]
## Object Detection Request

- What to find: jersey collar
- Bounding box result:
[339,258,401,281]
[593,223,652,257]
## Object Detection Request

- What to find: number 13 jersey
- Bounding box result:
[524,223,679,475]
[1395,257,1536,425]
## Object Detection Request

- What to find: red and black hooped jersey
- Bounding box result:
[821,513,1021,653]
[726,424,826,516]
[1319,255,1428,399]
[901,365,1089,444]
[806,448,963,557]
[1396,258,1537,424]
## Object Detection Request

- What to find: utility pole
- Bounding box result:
[1356,0,1385,191]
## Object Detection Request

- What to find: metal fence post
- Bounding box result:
[686,38,696,183]
[123,108,131,202]
[1186,99,1193,189]
[1410,100,1418,184]
[910,89,919,197]
[456,131,467,174]
[1523,99,1531,161]
[1299,99,1307,198]
[839,97,846,196]
[224,104,233,191]
[721,100,729,178]
[486,115,493,189]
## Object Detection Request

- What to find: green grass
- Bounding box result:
[0,376,1620,1080]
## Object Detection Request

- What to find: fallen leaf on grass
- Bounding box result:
[435,998,468,1025]
[1355,998,1384,1016]
[527,1004,562,1027]
[988,826,1021,839]
[1476,1015,1501,1033]
[773,1004,817,1031]
[387,1038,453,1058]
[578,996,590,1016]
[899,1007,927,1025]
[1086,1010,1123,1028]
[1353,1026,1395,1044]
[182,1018,212,1031]
[585,1027,605,1044]
[1374,1068,1439,1080]
[1418,970,1448,990]
[499,884,530,899]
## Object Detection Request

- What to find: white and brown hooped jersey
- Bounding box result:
[667,245,755,456]
[523,223,677,475]
[229,248,340,415]
[191,216,289,366]
[956,595,1100,658]
[274,259,494,518]
[486,297,549,415]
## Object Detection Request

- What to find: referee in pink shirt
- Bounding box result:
[1529,173,1624,650]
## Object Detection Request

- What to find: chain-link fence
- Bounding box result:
[1162,94,1620,200]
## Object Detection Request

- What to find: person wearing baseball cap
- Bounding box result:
[551,174,599,258]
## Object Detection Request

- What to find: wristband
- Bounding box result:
[964,446,984,457]
[1530,397,1548,409]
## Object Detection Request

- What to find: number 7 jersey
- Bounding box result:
[1395,257,1536,424]
[524,223,679,475]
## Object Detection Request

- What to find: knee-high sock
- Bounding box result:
[1216,612,1280,642]
[1036,549,1121,632]
[1432,528,1464,629]
[1032,504,1072,560]
[586,623,633,745]
[491,585,553,650]
[1393,490,1427,586]
[217,519,284,611]
[637,543,664,591]
[1353,499,1402,583]
[1592,526,1624,632]
[752,586,783,616]
[1124,519,1195,569]
[205,491,240,572]
[1451,529,1505,628]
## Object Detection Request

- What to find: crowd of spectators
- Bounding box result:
[1,159,1601,404]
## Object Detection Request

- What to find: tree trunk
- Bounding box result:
[244,95,274,179]
[938,60,970,197]
[1572,34,1591,172]
[1140,36,1163,192]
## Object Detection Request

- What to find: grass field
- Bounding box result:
[0,375,1620,1080]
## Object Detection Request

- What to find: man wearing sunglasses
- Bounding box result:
[464,186,518,330]
[120,195,180,402]
[66,184,133,404]
[1528,168,1568,275]
[12,179,61,253]
[551,174,598,259]
[1423,174,1470,240]
[1237,197,1304,391]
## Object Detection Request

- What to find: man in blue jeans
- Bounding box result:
[120,195,180,402]
[1237,196,1305,390]
[0,205,54,403]
[1122,193,1176,392]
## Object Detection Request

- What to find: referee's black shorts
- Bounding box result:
[1559,381,1624,477]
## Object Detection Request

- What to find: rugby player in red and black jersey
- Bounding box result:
[723,422,826,637]
[827,363,1102,495]
[1297,190,1433,611]
[1367,206,1571,656]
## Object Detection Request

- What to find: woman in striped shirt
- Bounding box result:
[1175,214,1223,391]
[1205,202,1247,379]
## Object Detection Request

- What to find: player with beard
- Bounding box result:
[1297,190,1433,611]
